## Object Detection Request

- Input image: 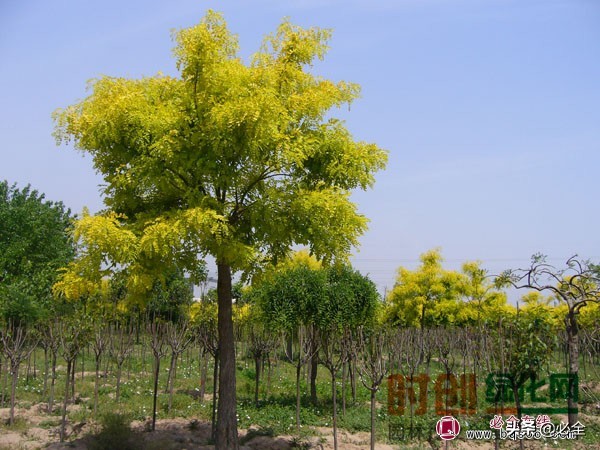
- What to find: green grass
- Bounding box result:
[0,417,29,433]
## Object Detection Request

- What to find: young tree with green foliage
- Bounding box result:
[53,12,387,448]
[0,181,75,323]
[252,255,380,439]
[250,257,327,431]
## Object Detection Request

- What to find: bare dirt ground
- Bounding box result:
[1,404,598,450]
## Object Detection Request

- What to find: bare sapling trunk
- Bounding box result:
[435,328,457,416]
[248,324,278,408]
[196,317,219,440]
[197,317,218,406]
[1,357,7,408]
[199,347,208,401]
[110,323,134,404]
[341,360,347,417]
[0,356,3,408]
[92,326,107,417]
[9,360,19,423]
[70,360,75,402]
[391,328,422,430]
[59,319,88,443]
[42,345,49,397]
[356,327,388,450]
[0,323,38,426]
[350,358,357,404]
[60,359,72,442]
[166,351,178,411]
[331,370,338,450]
[266,355,273,399]
[254,353,261,407]
[566,310,579,426]
[211,350,219,442]
[295,326,318,434]
[321,329,351,450]
[149,322,167,432]
[49,348,57,413]
[310,329,319,405]
[165,320,193,413]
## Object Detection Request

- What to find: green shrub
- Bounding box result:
[88,413,138,450]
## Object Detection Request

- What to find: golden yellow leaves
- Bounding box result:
[55,204,260,303]
[52,269,98,300]
[75,210,138,264]
[172,10,239,86]
[290,188,367,263]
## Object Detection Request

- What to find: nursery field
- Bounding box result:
[1,325,600,450]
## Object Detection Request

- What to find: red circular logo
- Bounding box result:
[436,416,461,440]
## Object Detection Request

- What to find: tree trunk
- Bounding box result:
[512,382,524,450]
[266,356,272,399]
[94,357,100,417]
[32,350,36,380]
[350,359,356,404]
[70,359,76,402]
[370,389,376,450]
[286,335,293,362]
[310,340,318,405]
[166,352,175,393]
[25,353,31,384]
[296,362,302,434]
[9,362,19,425]
[211,352,219,442]
[419,305,427,364]
[81,349,85,381]
[254,355,261,407]
[0,357,5,408]
[116,362,123,403]
[60,360,72,442]
[48,352,57,413]
[103,354,109,381]
[152,354,160,432]
[141,336,146,374]
[199,349,208,402]
[167,352,178,413]
[216,262,239,449]
[331,371,338,450]
[341,361,347,417]
[566,310,579,426]
[43,347,49,397]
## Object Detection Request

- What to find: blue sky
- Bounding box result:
[1,0,599,296]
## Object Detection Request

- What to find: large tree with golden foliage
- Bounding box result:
[53,11,387,449]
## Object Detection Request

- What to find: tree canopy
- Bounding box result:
[252,252,379,332]
[53,12,387,279]
[385,249,464,327]
[385,249,512,327]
